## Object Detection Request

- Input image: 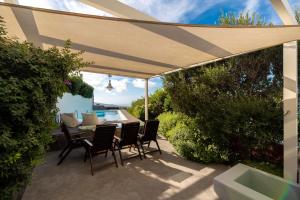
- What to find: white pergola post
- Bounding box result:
[145,78,149,121]
[283,41,298,182]
[270,0,298,182]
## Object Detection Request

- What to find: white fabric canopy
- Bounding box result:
[1,2,300,78]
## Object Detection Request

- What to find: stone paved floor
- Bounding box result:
[23,137,229,200]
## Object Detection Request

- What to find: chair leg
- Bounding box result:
[135,144,142,160]
[59,144,69,157]
[148,141,151,148]
[112,150,118,168]
[140,142,146,158]
[88,150,94,176]
[118,147,124,166]
[105,150,108,158]
[84,149,88,162]
[155,140,162,154]
[57,146,72,165]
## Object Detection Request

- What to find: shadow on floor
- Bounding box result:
[22,138,228,200]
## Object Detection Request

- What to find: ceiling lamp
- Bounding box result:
[106,74,114,91]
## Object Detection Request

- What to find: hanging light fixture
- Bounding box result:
[106,74,114,91]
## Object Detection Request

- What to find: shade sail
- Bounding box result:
[1,3,300,78]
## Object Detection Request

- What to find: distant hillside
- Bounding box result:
[93,102,128,110]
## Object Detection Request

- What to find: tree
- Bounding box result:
[128,88,171,121]
[67,76,94,98]
[164,12,283,163]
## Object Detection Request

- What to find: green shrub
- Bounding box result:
[127,98,145,121]
[157,112,186,137]
[157,112,227,163]
[242,160,283,177]
[128,88,171,121]
[0,17,87,199]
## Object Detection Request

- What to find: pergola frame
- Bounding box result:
[78,1,299,182]
[271,0,298,182]
[2,0,299,182]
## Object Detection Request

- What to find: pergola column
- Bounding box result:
[270,0,298,182]
[283,41,298,182]
[145,78,149,121]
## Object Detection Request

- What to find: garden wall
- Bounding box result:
[56,93,93,118]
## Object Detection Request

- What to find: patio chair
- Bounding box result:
[114,122,142,166]
[138,120,162,158]
[57,123,87,165]
[83,124,118,175]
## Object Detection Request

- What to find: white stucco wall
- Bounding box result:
[56,93,93,119]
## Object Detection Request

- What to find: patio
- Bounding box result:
[1,0,300,199]
[22,136,228,200]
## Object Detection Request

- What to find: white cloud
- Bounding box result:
[132,79,156,88]
[81,72,106,87]
[8,0,226,23]
[111,78,129,92]
[119,0,226,23]
[290,0,300,12]
[49,0,112,16]
[15,0,53,9]
[10,0,112,16]
[243,0,259,13]
[81,72,128,93]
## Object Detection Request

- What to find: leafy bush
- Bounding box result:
[164,63,283,163]
[128,88,171,121]
[127,98,145,120]
[0,17,87,199]
[67,76,93,98]
[242,160,283,177]
[157,112,187,138]
[158,112,227,163]
[162,12,284,165]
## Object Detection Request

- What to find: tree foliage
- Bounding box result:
[0,17,87,199]
[163,12,284,163]
[128,88,171,121]
[296,10,300,24]
[67,76,94,98]
[218,12,268,26]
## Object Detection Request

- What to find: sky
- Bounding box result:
[2,0,299,106]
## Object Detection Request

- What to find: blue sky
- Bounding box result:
[3,0,299,106]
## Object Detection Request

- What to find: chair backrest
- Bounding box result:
[143,120,159,141]
[120,122,140,146]
[92,124,116,152]
[61,123,72,142]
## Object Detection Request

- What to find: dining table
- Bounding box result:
[75,122,144,139]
